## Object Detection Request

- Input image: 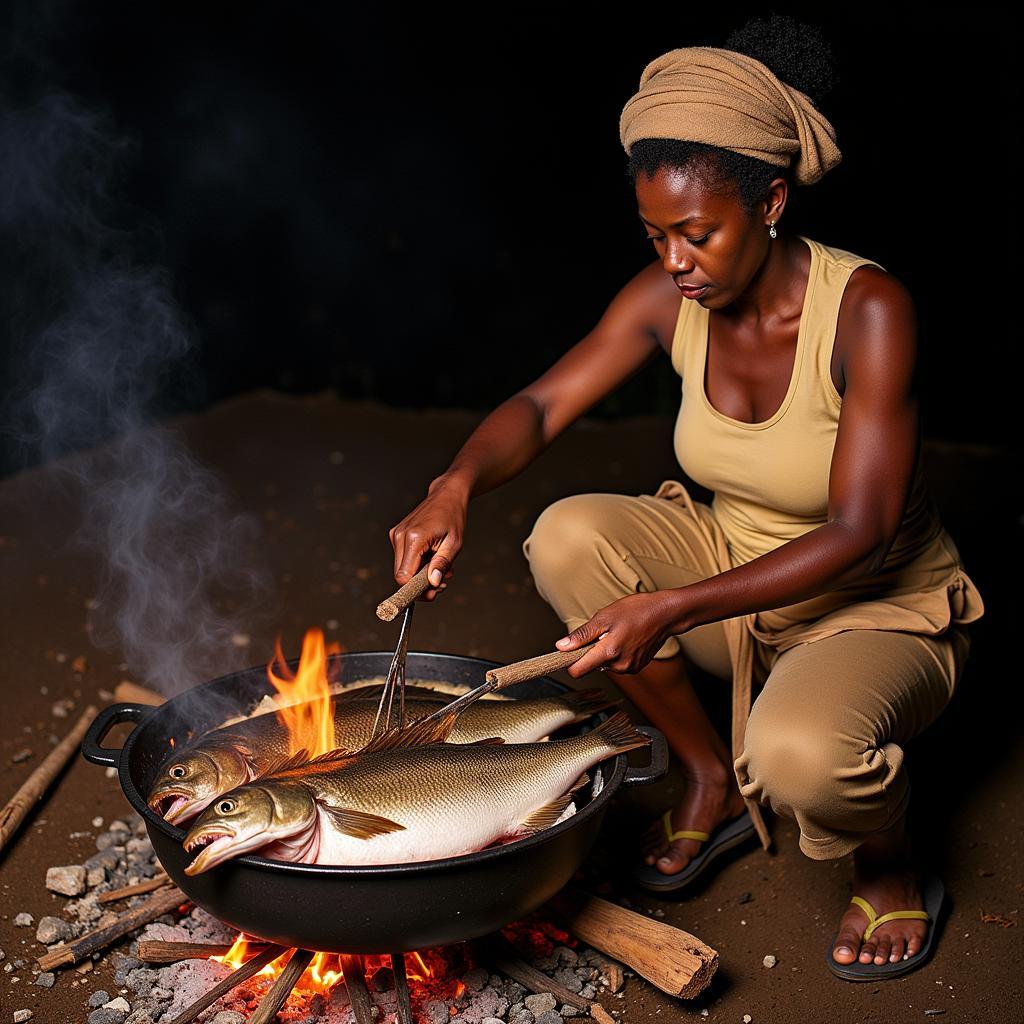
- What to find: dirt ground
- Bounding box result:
[0,391,1019,1024]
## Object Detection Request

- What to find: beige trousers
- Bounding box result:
[522,488,972,860]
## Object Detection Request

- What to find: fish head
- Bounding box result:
[182,783,316,875]
[147,741,252,825]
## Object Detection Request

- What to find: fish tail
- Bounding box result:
[589,710,650,756]
[556,687,621,722]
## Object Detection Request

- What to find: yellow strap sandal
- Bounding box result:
[849,895,930,942]
[826,874,946,982]
[662,809,710,844]
[632,807,756,893]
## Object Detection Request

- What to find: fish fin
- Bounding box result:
[315,799,406,838]
[357,710,459,754]
[557,687,622,722]
[253,748,311,780]
[519,773,590,834]
[589,710,650,755]
[305,746,354,765]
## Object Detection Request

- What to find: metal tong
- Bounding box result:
[371,565,434,739]
[373,564,604,734]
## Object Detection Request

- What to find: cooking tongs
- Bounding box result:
[371,565,434,739]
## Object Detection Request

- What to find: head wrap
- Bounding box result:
[619,46,841,186]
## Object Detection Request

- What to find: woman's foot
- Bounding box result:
[641,765,747,875]
[831,830,929,966]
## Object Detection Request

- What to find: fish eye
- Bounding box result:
[169,765,188,779]
[217,799,236,814]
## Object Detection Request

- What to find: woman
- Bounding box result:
[387,18,984,981]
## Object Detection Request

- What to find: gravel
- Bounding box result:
[88,990,112,1007]
[13,913,33,927]
[34,972,56,989]
[525,993,558,1015]
[87,1010,126,1024]
[535,1012,564,1024]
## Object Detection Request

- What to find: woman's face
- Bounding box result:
[635,165,776,307]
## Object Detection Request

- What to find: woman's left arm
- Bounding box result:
[561,269,921,676]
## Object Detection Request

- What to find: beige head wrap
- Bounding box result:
[619,46,841,186]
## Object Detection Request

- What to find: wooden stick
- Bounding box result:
[0,705,98,853]
[391,953,414,1024]
[98,873,170,903]
[165,943,288,1024]
[249,948,315,1024]
[113,680,165,706]
[474,936,608,1018]
[376,565,432,622]
[342,954,375,1024]
[136,938,268,964]
[598,958,624,993]
[37,885,190,971]
[549,888,717,999]
[484,644,599,687]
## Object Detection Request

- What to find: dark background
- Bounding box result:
[1,2,1018,477]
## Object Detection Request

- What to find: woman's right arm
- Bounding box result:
[390,259,679,591]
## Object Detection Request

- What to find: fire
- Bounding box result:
[212,932,446,1001]
[267,627,341,757]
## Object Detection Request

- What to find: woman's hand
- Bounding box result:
[388,476,468,602]
[555,591,688,677]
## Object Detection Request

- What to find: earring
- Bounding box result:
[769,220,778,239]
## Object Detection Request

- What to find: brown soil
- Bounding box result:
[0,391,1019,1023]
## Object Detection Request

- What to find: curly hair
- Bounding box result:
[626,14,839,215]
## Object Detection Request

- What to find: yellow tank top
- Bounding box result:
[670,234,984,646]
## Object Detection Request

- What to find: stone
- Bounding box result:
[462,966,489,992]
[482,1019,505,1024]
[103,998,131,1013]
[123,1012,154,1024]
[369,965,394,991]
[762,954,777,969]
[88,991,112,1007]
[85,850,120,872]
[87,867,107,887]
[13,1012,33,1023]
[553,946,578,967]
[87,1011,125,1024]
[13,913,34,927]
[536,1013,564,1024]
[125,968,158,996]
[559,1008,580,1018]
[46,864,87,896]
[525,994,558,1016]
[113,955,141,986]
[553,969,583,993]
[509,1014,535,1024]
[34,972,56,988]
[36,916,72,945]
[210,1014,246,1024]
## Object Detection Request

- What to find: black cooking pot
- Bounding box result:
[82,651,667,954]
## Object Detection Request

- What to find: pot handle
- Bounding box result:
[622,726,669,786]
[81,703,150,768]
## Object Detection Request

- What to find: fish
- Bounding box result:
[148,688,616,824]
[181,710,648,873]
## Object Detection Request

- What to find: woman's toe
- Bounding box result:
[889,937,906,962]
[873,938,891,965]
[831,930,861,965]
[906,933,924,958]
[857,939,877,964]
[655,843,691,875]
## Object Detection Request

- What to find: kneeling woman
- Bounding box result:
[387,20,984,981]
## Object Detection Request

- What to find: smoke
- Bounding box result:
[1,92,273,695]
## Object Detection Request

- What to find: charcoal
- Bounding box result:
[113,955,141,986]
[462,967,489,992]
[85,850,120,872]
[424,998,450,1024]
[508,1010,535,1024]
[535,1012,563,1024]
[369,965,394,991]
[560,1008,580,1018]
[209,1014,245,1024]
[126,967,159,996]
[580,984,597,999]
[553,946,578,967]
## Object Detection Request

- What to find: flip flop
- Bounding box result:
[632,808,757,892]
[826,873,946,981]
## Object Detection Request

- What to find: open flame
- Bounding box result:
[266,627,341,757]
[212,932,446,1001]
